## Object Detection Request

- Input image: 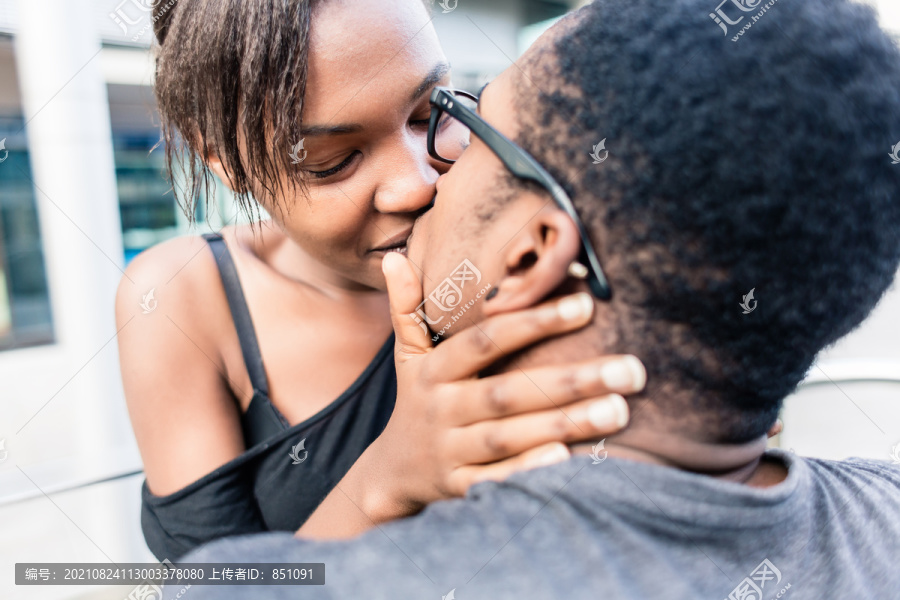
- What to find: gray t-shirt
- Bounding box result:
[166,450,900,599]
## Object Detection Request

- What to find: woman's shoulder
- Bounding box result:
[117,223,273,311]
[115,231,234,363]
[120,233,219,299]
[113,223,287,379]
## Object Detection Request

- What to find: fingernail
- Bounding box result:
[588,394,629,429]
[382,251,404,273]
[535,445,571,467]
[558,293,594,321]
[598,356,646,391]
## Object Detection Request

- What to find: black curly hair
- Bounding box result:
[511,0,900,443]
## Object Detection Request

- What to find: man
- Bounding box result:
[167,0,900,597]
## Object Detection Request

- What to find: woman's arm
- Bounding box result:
[116,236,246,496]
[296,254,643,539]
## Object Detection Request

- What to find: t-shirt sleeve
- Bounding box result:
[142,464,268,562]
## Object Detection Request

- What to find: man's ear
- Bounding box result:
[483,206,583,316]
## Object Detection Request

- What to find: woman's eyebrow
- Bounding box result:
[300,123,364,136]
[300,63,452,136]
[409,62,452,103]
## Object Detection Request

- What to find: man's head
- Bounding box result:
[407,0,900,444]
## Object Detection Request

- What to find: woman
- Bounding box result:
[116,0,645,560]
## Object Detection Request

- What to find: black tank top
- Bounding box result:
[140,233,396,561]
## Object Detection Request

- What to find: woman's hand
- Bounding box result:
[370,252,644,513]
[296,253,645,539]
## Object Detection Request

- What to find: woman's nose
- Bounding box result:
[373,142,439,215]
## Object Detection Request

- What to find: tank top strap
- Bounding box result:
[202,233,271,397]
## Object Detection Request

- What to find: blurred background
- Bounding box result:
[0,0,898,598]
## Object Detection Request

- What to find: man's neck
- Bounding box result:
[508,331,788,488]
[570,428,786,488]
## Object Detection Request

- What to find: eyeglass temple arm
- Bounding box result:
[461,116,612,299]
[433,88,612,299]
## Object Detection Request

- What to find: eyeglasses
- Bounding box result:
[427,87,611,300]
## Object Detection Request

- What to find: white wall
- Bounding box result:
[432,0,526,85]
[866,0,900,34]
[778,274,900,461]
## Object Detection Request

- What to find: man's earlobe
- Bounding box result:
[483,209,584,315]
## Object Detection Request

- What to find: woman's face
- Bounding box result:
[262,0,451,291]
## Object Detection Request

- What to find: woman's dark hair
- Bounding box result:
[153,0,320,223]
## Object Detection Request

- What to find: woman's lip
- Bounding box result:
[371,244,408,255]
[370,232,412,253]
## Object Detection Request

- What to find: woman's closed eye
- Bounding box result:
[304,150,362,179]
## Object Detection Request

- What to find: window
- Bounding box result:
[0,116,54,351]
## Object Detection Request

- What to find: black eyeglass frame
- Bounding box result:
[427,87,611,300]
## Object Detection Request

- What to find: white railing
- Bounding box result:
[800,358,900,387]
